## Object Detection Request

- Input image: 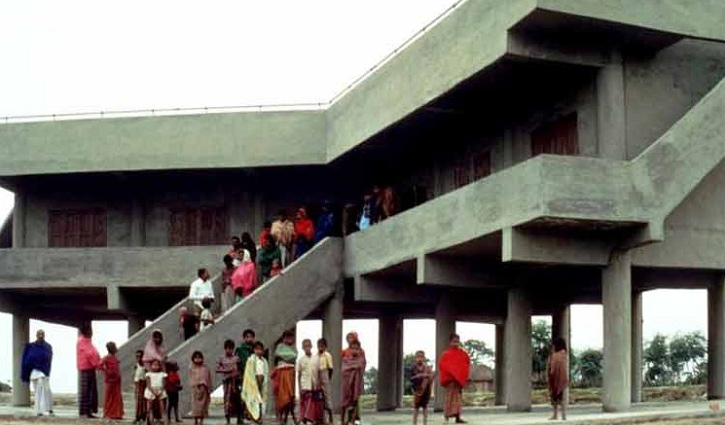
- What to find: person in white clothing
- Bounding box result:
[189,268,214,313]
[21,330,54,417]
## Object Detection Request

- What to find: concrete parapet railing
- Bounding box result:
[167,237,344,415]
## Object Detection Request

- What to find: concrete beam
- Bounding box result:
[416,255,503,288]
[507,31,612,67]
[602,251,632,412]
[354,275,435,304]
[12,314,30,406]
[502,226,613,266]
[708,277,725,399]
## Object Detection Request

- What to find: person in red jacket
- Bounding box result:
[438,333,470,424]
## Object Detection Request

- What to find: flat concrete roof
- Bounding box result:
[1,0,724,177]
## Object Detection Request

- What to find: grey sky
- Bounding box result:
[0,0,709,393]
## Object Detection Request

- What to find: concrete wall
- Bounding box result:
[624,40,725,158]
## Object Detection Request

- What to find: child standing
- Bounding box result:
[217,340,242,424]
[199,299,214,331]
[317,339,334,422]
[189,351,212,425]
[242,342,269,425]
[410,350,434,425]
[548,337,569,421]
[270,259,283,278]
[100,342,124,420]
[297,339,320,425]
[145,359,168,425]
[165,362,182,423]
[134,350,148,423]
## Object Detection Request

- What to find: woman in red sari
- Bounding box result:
[438,333,470,424]
[99,342,124,420]
[293,208,315,261]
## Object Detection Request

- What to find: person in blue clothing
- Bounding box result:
[21,329,54,416]
[314,202,335,243]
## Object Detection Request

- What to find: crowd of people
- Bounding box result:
[21,326,570,424]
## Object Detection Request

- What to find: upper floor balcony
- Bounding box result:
[1,0,723,179]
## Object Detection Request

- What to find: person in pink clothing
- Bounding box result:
[76,324,101,418]
[231,249,258,301]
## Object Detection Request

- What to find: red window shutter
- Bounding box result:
[48,209,107,247]
[453,159,471,189]
[472,151,492,181]
[532,113,578,156]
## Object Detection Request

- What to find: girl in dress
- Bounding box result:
[145,359,168,425]
[189,351,212,425]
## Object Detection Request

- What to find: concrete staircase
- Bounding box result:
[166,237,343,414]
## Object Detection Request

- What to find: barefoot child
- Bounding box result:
[242,342,269,425]
[410,350,433,425]
[165,362,182,423]
[100,342,124,420]
[317,338,334,423]
[217,340,242,424]
[189,351,212,425]
[145,359,168,425]
[134,350,148,423]
[548,337,569,421]
[297,339,321,425]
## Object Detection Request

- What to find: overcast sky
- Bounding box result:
[0,0,709,393]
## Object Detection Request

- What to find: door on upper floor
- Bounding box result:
[531,113,579,156]
[48,208,107,247]
[168,207,228,246]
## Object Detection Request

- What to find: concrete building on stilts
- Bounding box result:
[2,0,725,415]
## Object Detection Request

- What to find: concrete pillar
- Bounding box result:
[494,324,505,406]
[504,286,532,412]
[12,314,30,406]
[632,291,643,403]
[130,199,146,246]
[552,306,571,408]
[322,284,344,412]
[602,250,632,412]
[394,319,404,408]
[434,294,455,412]
[377,313,401,411]
[127,315,145,338]
[12,191,25,248]
[597,49,627,160]
[708,277,725,399]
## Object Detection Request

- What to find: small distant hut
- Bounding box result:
[466,364,494,392]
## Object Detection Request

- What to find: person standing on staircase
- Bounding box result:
[189,268,214,314]
[271,210,295,267]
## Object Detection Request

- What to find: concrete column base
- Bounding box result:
[13,314,30,407]
[709,277,725,399]
[434,295,455,412]
[602,251,632,412]
[504,286,532,412]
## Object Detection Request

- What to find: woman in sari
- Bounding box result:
[99,342,124,420]
[232,249,258,301]
[340,339,366,425]
[438,333,470,424]
[143,330,167,370]
[242,342,269,424]
[548,337,569,421]
[273,331,298,425]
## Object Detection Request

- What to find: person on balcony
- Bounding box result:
[221,255,237,313]
[271,210,295,267]
[438,333,470,424]
[21,329,54,417]
[293,208,315,261]
[76,324,101,419]
[258,234,281,283]
[189,268,214,314]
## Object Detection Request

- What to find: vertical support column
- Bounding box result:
[708,277,725,399]
[12,314,30,406]
[377,313,400,411]
[504,286,532,412]
[602,251,632,412]
[394,319,404,408]
[631,291,643,403]
[597,49,627,160]
[494,324,505,406]
[127,315,145,338]
[12,191,25,248]
[434,294,455,412]
[552,306,571,408]
[130,198,146,246]
[322,283,344,412]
